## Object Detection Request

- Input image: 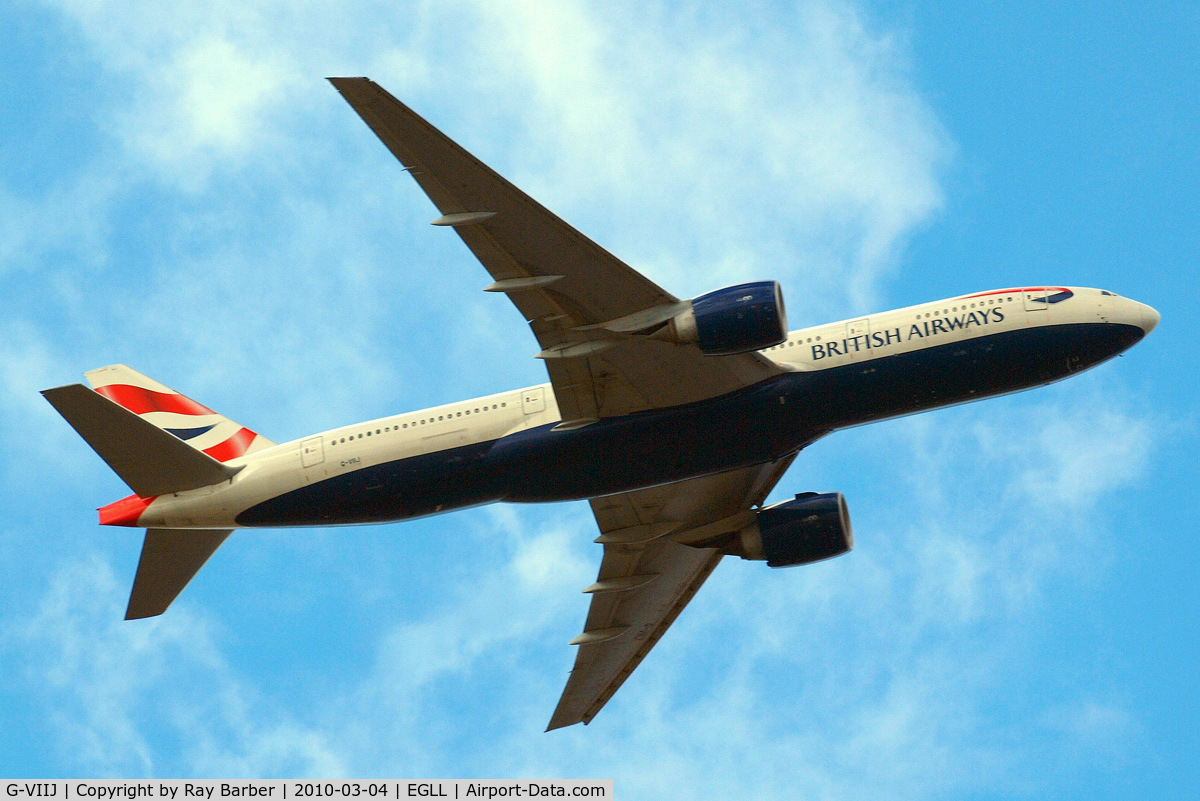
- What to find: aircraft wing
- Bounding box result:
[547,454,797,730]
[331,77,799,729]
[329,77,784,422]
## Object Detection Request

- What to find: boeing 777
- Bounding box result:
[42,77,1159,730]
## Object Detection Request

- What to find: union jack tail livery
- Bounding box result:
[84,365,275,462]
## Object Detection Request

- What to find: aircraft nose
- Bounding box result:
[1138,302,1160,336]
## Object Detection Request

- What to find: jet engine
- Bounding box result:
[656,281,788,355]
[733,492,853,567]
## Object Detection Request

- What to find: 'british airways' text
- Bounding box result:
[811,308,1005,361]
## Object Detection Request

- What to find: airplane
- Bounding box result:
[42,77,1160,731]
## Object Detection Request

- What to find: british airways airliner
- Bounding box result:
[42,78,1159,730]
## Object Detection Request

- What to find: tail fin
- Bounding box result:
[43,366,266,620]
[84,365,275,462]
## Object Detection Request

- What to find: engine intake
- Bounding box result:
[659,281,788,355]
[736,492,853,568]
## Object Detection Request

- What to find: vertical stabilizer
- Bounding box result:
[85,365,275,461]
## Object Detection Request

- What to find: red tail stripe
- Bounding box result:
[203,427,257,462]
[95,384,216,416]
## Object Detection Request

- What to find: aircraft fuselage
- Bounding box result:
[113,285,1155,531]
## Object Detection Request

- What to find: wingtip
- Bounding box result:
[545,713,589,732]
[124,605,163,621]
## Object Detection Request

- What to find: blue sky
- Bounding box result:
[2,0,1196,796]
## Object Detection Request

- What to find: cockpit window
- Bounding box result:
[1100,290,1117,296]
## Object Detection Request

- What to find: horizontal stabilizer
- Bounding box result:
[126,528,232,619]
[41,384,241,496]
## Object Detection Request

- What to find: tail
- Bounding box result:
[42,366,276,620]
[42,365,275,496]
[84,364,275,462]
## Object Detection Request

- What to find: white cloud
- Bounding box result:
[13,555,348,776]
[1040,697,1140,768]
[450,0,949,311]
[37,0,948,311]
[118,35,295,184]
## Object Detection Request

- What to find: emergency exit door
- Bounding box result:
[522,386,546,414]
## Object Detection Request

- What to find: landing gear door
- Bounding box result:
[301,436,324,468]
[522,386,546,415]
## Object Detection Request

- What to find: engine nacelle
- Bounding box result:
[737,492,853,568]
[663,281,788,355]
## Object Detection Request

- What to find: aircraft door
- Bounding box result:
[1023,289,1050,312]
[1023,289,1054,327]
[301,436,324,468]
[522,386,546,415]
[847,318,870,359]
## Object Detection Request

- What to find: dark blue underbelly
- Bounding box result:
[235,322,1142,527]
